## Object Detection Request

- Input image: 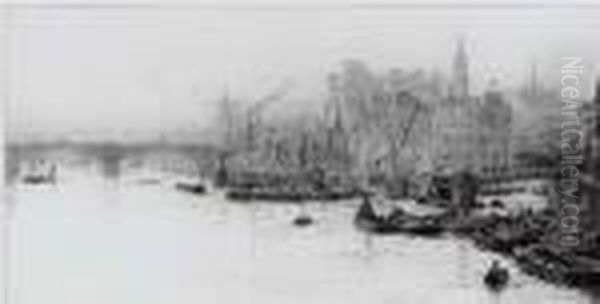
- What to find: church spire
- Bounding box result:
[452,36,469,99]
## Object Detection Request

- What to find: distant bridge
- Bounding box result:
[5,141,221,181]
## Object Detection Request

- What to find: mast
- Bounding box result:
[215,90,235,187]
[389,96,422,178]
[217,90,236,152]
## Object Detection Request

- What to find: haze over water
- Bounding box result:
[4,6,600,141]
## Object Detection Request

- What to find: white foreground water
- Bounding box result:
[0,166,595,304]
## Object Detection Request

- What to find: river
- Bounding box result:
[0,164,596,304]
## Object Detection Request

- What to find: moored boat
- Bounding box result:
[514,244,600,287]
[353,197,445,236]
[23,174,52,185]
[175,182,207,195]
[401,216,445,235]
[22,161,57,185]
[225,186,359,202]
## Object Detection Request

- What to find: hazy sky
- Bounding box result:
[3,5,600,140]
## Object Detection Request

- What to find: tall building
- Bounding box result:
[432,38,513,177]
[432,37,479,171]
[431,96,481,171]
[479,78,512,176]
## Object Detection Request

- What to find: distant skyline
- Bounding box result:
[3,6,600,141]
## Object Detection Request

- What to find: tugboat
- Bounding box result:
[484,260,510,291]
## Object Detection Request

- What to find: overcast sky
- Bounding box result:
[3,5,600,141]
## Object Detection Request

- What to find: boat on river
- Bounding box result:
[455,213,547,255]
[354,198,445,236]
[514,244,600,287]
[225,186,359,202]
[293,214,314,227]
[22,160,57,185]
[483,260,510,291]
[175,181,208,195]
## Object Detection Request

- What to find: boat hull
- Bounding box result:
[175,182,207,195]
[354,211,444,236]
[225,187,359,202]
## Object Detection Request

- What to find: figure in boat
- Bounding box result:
[484,260,510,291]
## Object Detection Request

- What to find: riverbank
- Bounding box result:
[352,192,600,292]
[449,207,600,291]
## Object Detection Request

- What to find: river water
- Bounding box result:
[0,164,596,304]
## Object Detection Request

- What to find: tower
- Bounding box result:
[326,73,349,169]
[452,37,470,99]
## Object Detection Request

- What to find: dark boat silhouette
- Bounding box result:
[23,175,51,185]
[514,244,600,287]
[225,186,358,202]
[175,182,207,195]
[293,214,314,227]
[22,162,57,185]
[484,260,510,291]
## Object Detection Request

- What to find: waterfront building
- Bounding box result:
[479,79,513,178]
[581,76,600,238]
[430,93,481,172]
[432,38,514,179]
